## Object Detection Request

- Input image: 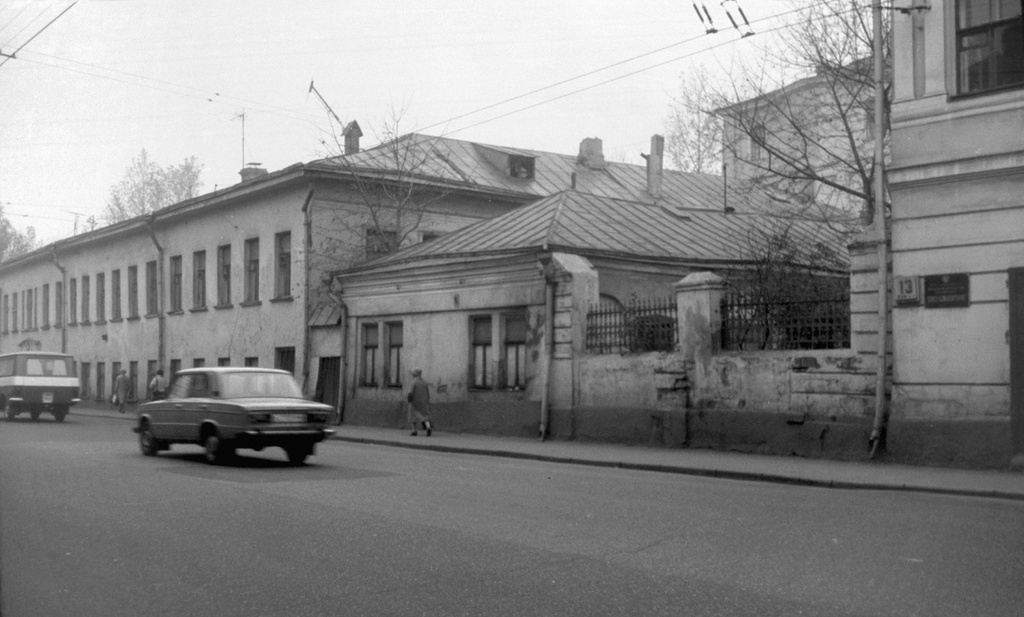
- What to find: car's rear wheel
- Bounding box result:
[203,431,233,465]
[139,422,160,456]
[29,410,40,421]
[285,444,312,466]
[53,408,67,422]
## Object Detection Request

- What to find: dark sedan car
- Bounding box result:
[134,367,335,465]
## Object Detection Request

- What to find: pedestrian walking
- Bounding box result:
[149,369,168,400]
[113,369,130,414]
[406,368,433,436]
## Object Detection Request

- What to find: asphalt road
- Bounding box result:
[1,414,1023,617]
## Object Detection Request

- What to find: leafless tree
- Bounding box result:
[664,64,723,174]
[672,0,890,233]
[104,150,204,223]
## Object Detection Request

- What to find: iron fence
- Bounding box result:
[586,297,678,354]
[720,284,850,351]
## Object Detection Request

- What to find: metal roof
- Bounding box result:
[339,190,848,274]
[309,133,764,213]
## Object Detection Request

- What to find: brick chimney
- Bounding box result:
[644,135,664,198]
[577,137,607,169]
[239,163,268,183]
[343,120,362,155]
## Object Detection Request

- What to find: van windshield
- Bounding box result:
[25,357,72,376]
[217,372,303,399]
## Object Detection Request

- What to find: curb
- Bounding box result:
[333,435,1024,502]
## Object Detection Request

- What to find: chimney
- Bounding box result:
[645,134,664,198]
[576,137,607,169]
[343,120,362,155]
[239,162,268,183]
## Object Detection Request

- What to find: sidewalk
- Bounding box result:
[74,403,1024,502]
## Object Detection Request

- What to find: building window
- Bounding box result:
[365,229,397,261]
[111,270,121,320]
[217,244,231,306]
[957,0,1024,94]
[42,284,50,328]
[471,316,492,389]
[244,238,259,303]
[749,123,767,162]
[167,359,180,383]
[275,347,296,374]
[508,155,535,179]
[193,250,206,309]
[69,280,76,324]
[145,260,158,316]
[2,295,7,333]
[55,282,63,327]
[96,273,105,322]
[361,323,379,386]
[386,323,403,387]
[169,255,182,312]
[95,361,105,402]
[128,265,138,318]
[11,292,17,332]
[193,358,205,368]
[81,275,90,323]
[244,356,259,367]
[218,357,231,366]
[503,314,528,390]
[274,232,291,298]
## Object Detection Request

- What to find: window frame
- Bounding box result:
[169,255,183,312]
[274,232,291,299]
[111,269,122,320]
[127,265,139,318]
[217,244,232,307]
[145,260,158,316]
[385,322,403,388]
[193,250,207,309]
[470,315,492,390]
[95,272,105,323]
[954,0,1024,95]
[243,238,260,304]
[360,323,380,387]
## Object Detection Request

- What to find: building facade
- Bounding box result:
[886,0,1024,466]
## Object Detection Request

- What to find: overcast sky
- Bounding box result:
[1,0,801,244]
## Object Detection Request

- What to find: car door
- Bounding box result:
[152,374,191,441]
[179,372,213,443]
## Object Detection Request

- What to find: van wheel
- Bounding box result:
[54,408,67,422]
[29,410,40,421]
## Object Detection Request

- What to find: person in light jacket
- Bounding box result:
[406,368,433,437]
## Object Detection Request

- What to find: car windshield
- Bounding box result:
[217,371,303,399]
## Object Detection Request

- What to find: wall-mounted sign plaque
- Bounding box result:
[923,273,969,308]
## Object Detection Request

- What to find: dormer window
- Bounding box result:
[509,156,535,180]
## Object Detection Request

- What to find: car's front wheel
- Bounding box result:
[139,423,160,456]
[203,431,233,465]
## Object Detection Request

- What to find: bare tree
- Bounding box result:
[664,64,723,174]
[105,150,204,223]
[683,0,890,232]
[312,108,458,270]
[0,205,37,263]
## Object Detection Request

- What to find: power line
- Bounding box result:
[0,1,77,69]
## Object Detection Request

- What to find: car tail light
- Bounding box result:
[308,413,328,423]
[250,412,272,424]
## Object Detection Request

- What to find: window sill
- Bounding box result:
[94,320,107,326]
[214,303,234,311]
[190,306,208,313]
[127,316,141,322]
[269,296,293,304]
[240,300,262,308]
[358,383,378,389]
[41,325,50,331]
[80,320,91,326]
[144,313,159,320]
[110,317,123,323]
[167,310,184,316]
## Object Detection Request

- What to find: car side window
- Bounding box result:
[169,375,191,399]
[189,373,210,398]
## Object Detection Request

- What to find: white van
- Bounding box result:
[0,352,81,422]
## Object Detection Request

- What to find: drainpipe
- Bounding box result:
[869,0,890,457]
[51,245,68,354]
[538,255,555,441]
[145,215,166,371]
[300,185,316,394]
[326,288,347,425]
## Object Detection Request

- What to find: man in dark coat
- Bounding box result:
[407,368,433,436]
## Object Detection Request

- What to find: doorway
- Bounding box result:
[1010,269,1024,457]
[315,357,342,422]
